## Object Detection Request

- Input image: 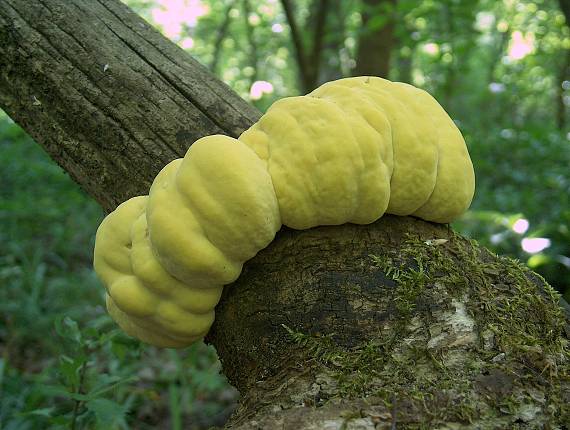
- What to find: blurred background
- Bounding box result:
[1,0,569,428]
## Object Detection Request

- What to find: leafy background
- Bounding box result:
[1,0,568,428]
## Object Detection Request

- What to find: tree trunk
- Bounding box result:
[209,217,570,428]
[354,0,397,78]
[280,0,330,93]
[210,1,236,75]
[557,0,570,130]
[556,48,569,130]
[0,0,260,212]
[1,1,569,428]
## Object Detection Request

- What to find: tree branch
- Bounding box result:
[0,0,260,212]
[280,0,330,93]
[557,0,570,129]
[305,0,329,90]
[280,0,310,92]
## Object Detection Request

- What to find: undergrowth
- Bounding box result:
[0,116,236,430]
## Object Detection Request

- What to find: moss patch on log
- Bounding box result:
[283,233,570,427]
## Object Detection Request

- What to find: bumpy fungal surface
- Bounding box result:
[93,77,475,347]
[94,196,222,347]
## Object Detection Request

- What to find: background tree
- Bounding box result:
[280,0,330,93]
[353,0,397,78]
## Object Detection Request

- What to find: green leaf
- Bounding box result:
[86,398,126,428]
[54,316,82,344]
[110,340,128,361]
[87,375,139,400]
[37,384,90,401]
[58,355,85,388]
[22,407,56,417]
[367,14,389,31]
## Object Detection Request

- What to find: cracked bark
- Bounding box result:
[210,217,570,429]
[0,0,260,212]
[1,1,569,428]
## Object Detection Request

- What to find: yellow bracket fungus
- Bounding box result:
[93,77,475,347]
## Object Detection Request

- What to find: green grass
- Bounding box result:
[0,114,237,430]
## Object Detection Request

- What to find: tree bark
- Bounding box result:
[0,0,260,212]
[209,217,570,428]
[557,0,570,130]
[354,0,397,78]
[320,0,348,83]
[556,50,570,130]
[559,0,570,23]
[1,1,569,428]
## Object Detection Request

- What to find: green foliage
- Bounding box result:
[0,115,237,429]
[457,124,570,296]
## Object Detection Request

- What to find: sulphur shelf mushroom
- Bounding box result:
[93,77,475,348]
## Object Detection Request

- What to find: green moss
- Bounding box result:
[285,233,569,426]
[370,254,430,316]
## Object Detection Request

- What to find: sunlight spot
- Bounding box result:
[507,31,535,61]
[475,12,495,32]
[248,13,261,26]
[151,0,209,39]
[415,17,427,29]
[180,37,194,49]
[497,20,509,33]
[273,57,286,69]
[558,255,570,268]
[260,4,277,16]
[413,70,425,86]
[490,232,505,245]
[345,37,356,49]
[223,67,239,81]
[250,81,274,100]
[489,82,505,93]
[272,23,284,33]
[422,43,439,55]
[521,238,551,254]
[537,10,548,21]
[512,218,529,234]
[500,129,514,139]
[442,52,453,63]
